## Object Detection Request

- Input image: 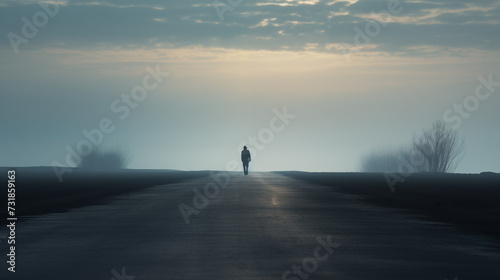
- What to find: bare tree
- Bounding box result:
[412,121,465,172]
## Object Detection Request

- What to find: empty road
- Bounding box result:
[2,173,499,279]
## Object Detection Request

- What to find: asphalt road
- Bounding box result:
[2,173,500,279]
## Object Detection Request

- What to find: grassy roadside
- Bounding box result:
[1,167,208,221]
[278,171,500,245]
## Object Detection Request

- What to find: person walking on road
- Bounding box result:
[241,146,251,175]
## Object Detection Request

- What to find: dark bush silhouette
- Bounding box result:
[77,146,129,170]
[360,147,424,172]
[360,149,404,172]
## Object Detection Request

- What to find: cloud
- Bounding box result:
[0,0,499,56]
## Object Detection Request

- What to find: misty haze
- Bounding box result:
[1,0,499,279]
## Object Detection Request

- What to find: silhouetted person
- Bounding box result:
[241,146,251,175]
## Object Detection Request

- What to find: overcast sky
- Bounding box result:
[1,0,499,172]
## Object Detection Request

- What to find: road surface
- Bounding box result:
[2,173,499,279]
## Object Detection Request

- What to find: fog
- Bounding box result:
[1,0,499,173]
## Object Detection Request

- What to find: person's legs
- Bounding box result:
[243,162,248,175]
